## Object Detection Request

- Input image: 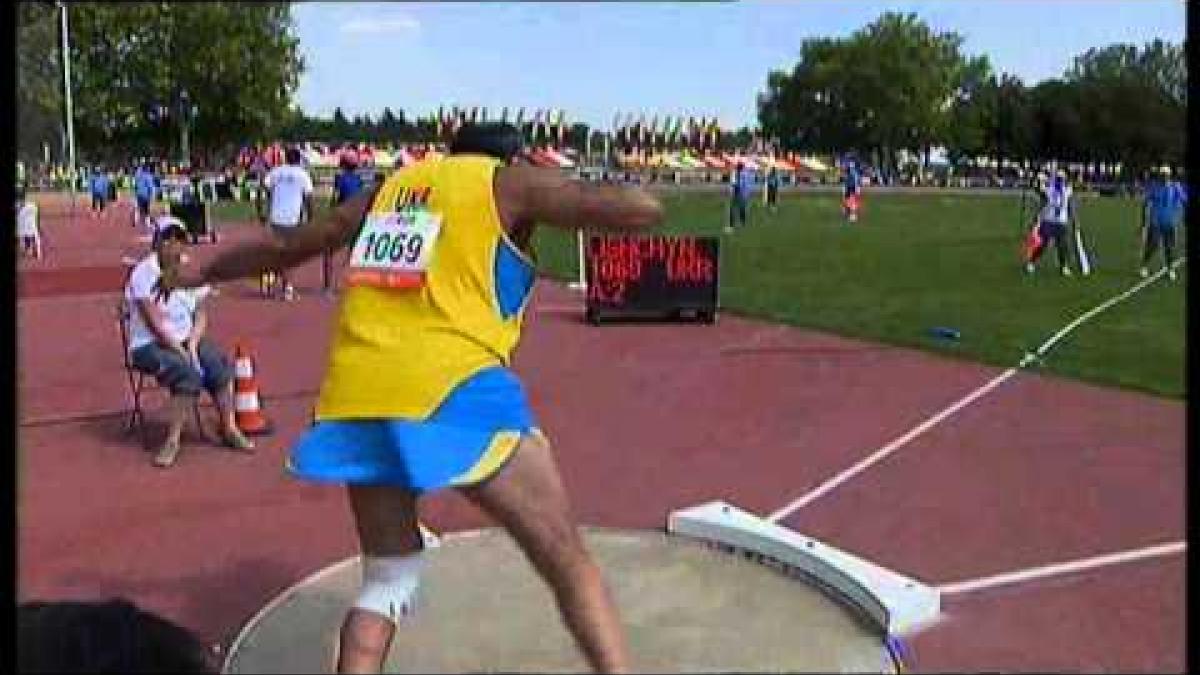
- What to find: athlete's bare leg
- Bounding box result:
[459,434,630,673]
[337,485,423,674]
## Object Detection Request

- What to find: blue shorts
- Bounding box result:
[287,366,542,493]
[1038,220,1066,240]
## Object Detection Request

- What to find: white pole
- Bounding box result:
[568,229,587,291]
[59,2,77,198]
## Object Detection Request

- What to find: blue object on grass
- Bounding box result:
[930,326,961,341]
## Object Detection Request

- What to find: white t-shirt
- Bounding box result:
[1039,185,1073,224]
[124,254,211,352]
[264,164,314,227]
[17,202,38,237]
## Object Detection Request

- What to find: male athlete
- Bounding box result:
[88,167,112,218]
[258,146,314,300]
[325,152,367,293]
[725,161,752,233]
[764,166,781,214]
[164,123,663,673]
[1139,166,1186,281]
[1024,169,1078,276]
[842,159,862,223]
[133,163,160,230]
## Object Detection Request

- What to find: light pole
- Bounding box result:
[58,1,77,192]
[177,88,197,169]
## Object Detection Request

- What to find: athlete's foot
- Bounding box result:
[152,439,182,468]
[222,427,255,452]
[723,226,734,234]
[1060,266,1072,277]
[1139,266,1150,279]
[1167,268,1178,282]
[1024,262,1035,275]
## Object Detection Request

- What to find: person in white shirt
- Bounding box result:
[1024,169,1079,276]
[16,189,42,259]
[258,146,314,300]
[125,219,254,467]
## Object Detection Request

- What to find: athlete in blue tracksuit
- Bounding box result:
[726,162,752,233]
[843,161,862,222]
[1140,166,1187,281]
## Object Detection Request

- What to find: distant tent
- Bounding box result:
[541,147,576,168]
[702,154,729,169]
[798,157,829,172]
[372,149,395,167]
[662,153,686,170]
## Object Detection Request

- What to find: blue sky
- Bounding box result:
[292,1,1185,129]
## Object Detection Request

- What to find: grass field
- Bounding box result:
[214,189,1186,398]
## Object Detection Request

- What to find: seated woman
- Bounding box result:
[124,218,254,467]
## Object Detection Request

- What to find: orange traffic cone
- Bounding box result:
[233,341,273,435]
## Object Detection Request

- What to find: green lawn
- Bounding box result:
[214,190,1185,398]
[532,190,1186,399]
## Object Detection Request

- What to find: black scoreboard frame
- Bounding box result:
[582,234,720,325]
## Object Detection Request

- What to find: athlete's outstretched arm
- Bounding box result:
[180,187,377,288]
[498,165,664,233]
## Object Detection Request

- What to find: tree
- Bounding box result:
[378,107,401,142]
[1068,39,1186,106]
[757,13,982,175]
[989,75,1035,163]
[565,123,591,151]
[1065,40,1186,172]
[16,3,65,166]
[331,107,351,142]
[756,38,860,153]
[1030,80,1086,163]
[47,2,303,164]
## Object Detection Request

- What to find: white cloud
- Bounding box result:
[339,15,420,36]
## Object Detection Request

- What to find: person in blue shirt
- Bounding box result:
[133,163,159,230]
[89,167,112,217]
[842,160,862,223]
[331,154,365,206]
[320,153,367,294]
[765,167,781,214]
[1140,166,1187,281]
[725,161,752,234]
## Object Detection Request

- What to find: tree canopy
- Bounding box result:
[757,12,1186,176]
[17,1,304,166]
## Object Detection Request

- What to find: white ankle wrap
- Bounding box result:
[354,553,425,623]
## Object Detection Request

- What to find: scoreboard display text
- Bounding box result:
[584,235,719,323]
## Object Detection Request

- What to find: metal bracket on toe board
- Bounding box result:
[667,501,940,636]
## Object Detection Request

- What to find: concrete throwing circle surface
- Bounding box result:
[224,528,894,673]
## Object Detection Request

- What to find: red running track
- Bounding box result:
[17,194,1184,671]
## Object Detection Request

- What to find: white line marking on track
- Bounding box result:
[766,366,1019,523]
[765,257,1186,524]
[936,541,1186,596]
[223,557,359,672]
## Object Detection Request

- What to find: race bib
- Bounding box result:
[346,210,441,289]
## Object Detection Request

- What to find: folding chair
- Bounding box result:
[116,295,209,448]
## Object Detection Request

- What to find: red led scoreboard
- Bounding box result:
[584,234,719,324]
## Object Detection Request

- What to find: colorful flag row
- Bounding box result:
[610,113,723,148]
[426,106,572,144]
